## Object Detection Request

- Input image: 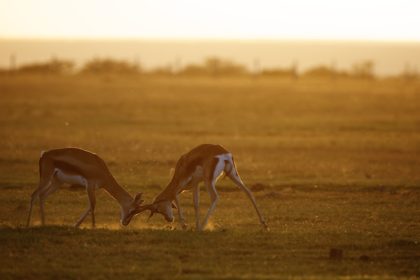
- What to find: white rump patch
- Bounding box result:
[212,153,232,183]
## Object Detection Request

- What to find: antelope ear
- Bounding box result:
[171,202,177,209]
[134,193,143,205]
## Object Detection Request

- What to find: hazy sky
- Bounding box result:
[1,0,420,41]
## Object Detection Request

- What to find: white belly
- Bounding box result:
[178,166,204,191]
[54,168,88,187]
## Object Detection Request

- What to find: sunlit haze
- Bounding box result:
[1,0,420,41]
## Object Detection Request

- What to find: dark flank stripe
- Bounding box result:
[185,157,203,175]
[53,160,88,178]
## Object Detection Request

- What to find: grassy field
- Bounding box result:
[0,75,419,279]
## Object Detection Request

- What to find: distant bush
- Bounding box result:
[351,60,375,79]
[148,66,173,76]
[260,67,297,78]
[180,64,207,76]
[179,57,247,76]
[399,63,418,81]
[16,59,74,75]
[303,65,348,79]
[80,58,140,75]
[206,57,247,76]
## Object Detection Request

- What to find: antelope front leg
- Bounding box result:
[27,189,40,227]
[174,195,187,230]
[38,179,54,226]
[74,208,91,228]
[75,185,95,228]
[87,186,96,228]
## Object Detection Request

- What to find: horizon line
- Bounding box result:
[1,36,420,44]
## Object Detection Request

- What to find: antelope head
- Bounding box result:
[121,192,144,226]
[129,199,177,223]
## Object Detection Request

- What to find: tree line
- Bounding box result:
[1,57,418,80]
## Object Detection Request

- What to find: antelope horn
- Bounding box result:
[130,203,155,216]
[146,203,158,221]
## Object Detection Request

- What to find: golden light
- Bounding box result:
[0,0,419,41]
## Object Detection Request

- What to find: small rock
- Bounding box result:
[251,183,267,192]
[263,191,281,199]
[388,239,418,247]
[329,248,343,260]
[359,255,370,262]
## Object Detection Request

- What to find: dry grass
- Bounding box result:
[0,75,419,279]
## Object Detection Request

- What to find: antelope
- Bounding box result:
[26,148,145,228]
[132,144,268,231]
